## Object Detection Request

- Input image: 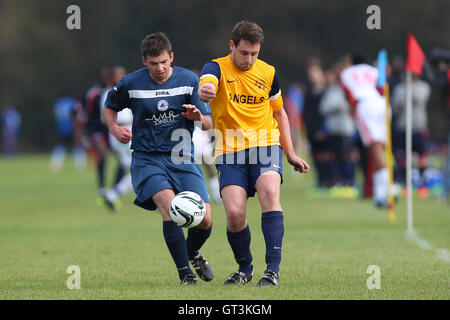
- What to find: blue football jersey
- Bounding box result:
[105,66,211,155]
[53,97,80,136]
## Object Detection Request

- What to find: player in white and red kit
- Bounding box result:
[340,54,388,207]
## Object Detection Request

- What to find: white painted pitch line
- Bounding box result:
[406,230,450,263]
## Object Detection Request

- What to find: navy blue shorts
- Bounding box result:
[393,130,427,155]
[131,151,210,211]
[215,146,283,198]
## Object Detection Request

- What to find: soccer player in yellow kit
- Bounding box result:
[199,21,310,286]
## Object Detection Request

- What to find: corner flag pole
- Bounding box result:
[377,49,395,221]
[384,83,395,221]
[405,70,413,233]
[404,33,425,234]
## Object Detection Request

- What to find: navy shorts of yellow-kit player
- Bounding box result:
[215,145,283,198]
[131,151,210,211]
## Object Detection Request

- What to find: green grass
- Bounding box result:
[0,154,448,300]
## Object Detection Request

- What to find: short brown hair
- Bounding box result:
[231,21,264,47]
[141,32,172,58]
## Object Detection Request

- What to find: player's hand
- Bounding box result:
[111,125,132,144]
[287,153,310,173]
[198,83,217,102]
[181,104,202,121]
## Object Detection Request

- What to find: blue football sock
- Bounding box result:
[186,226,212,260]
[261,211,284,273]
[162,221,193,280]
[97,158,105,189]
[114,165,125,186]
[227,225,253,274]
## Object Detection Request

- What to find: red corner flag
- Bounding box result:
[405,33,425,75]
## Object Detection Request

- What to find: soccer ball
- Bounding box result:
[169,191,206,228]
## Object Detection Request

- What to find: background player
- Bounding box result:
[198,20,310,286]
[302,59,330,191]
[319,64,358,195]
[81,68,112,202]
[191,69,222,204]
[100,66,134,210]
[192,125,222,203]
[391,72,431,196]
[340,54,389,207]
[1,105,21,156]
[49,96,86,172]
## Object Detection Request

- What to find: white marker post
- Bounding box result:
[405,70,413,234]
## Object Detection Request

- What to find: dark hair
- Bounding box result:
[231,20,264,47]
[352,53,368,65]
[141,32,172,58]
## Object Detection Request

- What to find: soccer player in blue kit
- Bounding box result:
[103,32,214,285]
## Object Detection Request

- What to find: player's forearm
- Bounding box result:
[198,83,217,102]
[103,107,132,143]
[103,107,118,132]
[273,108,296,159]
[200,115,213,130]
[198,91,209,103]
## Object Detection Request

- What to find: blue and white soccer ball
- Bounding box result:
[169,191,206,228]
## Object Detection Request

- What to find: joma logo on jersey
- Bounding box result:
[155,90,170,96]
[228,93,265,104]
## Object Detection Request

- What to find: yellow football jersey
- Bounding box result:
[199,54,283,157]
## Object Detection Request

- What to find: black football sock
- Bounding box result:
[186,226,212,260]
[162,221,193,280]
[114,165,125,186]
[227,225,253,274]
[343,160,356,186]
[261,211,284,273]
[97,158,106,189]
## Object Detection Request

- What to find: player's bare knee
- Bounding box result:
[227,218,247,232]
[227,208,245,221]
[156,201,171,216]
[198,207,212,229]
[226,207,246,228]
[198,217,212,229]
[258,184,280,208]
[153,189,175,220]
[159,208,172,221]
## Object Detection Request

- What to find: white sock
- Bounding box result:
[373,168,389,204]
[49,146,66,171]
[115,173,133,196]
[106,188,119,203]
[209,176,222,203]
[73,146,86,170]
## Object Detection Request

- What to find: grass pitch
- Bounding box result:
[0,154,448,299]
